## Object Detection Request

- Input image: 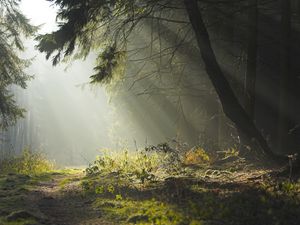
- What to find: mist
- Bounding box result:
[1,0,299,167]
[1,1,300,224]
[1,0,202,165]
[0,1,148,165]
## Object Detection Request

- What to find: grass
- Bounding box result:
[80,171,300,225]
[0,218,37,225]
[93,198,185,225]
[81,147,300,225]
[0,149,54,175]
[0,168,85,225]
[85,149,162,183]
[0,174,38,225]
[0,145,299,224]
[0,149,56,225]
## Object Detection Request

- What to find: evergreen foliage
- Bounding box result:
[36,0,163,83]
[0,0,36,128]
[36,0,298,161]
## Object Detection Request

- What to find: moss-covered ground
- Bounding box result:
[80,168,300,225]
[1,168,298,225]
[0,150,299,225]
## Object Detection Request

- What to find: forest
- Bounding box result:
[0,0,299,224]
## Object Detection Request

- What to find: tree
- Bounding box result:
[277,0,292,154]
[0,0,36,129]
[36,0,286,162]
[244,0,258,119]
[183,0,286,161]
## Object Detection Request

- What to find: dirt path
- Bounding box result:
[28,172,112,225]
[2,167,299,225]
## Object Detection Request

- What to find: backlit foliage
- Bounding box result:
[36,0,167,84]
[85,143,217,187]
[86,149,160,184]
[0,148,54,175]
[82,147,300,225]
[184,147,210,165]
[0,0,36,128]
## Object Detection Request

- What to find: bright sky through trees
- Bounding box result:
[12,0,119,165]
[20,0,58,33]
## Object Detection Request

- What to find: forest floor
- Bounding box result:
[0,163,300,225]
[0,169,112,225]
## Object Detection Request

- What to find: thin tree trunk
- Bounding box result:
[244,0,258,119]
[278,0,291,154]
[183,0,286,162]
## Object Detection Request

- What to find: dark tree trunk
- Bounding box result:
[277,0,291,154]
[244,0,258,119]
[183,0,286,162]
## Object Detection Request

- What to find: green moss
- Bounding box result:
[93,198,185,225]
[80,153,300,225]
[57,168,84,175]
[2,150,300,225]
[0,217,36,225]
[0,174,32,214]
[58,178,73,189]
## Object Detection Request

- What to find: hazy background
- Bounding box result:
[1,0,139,165]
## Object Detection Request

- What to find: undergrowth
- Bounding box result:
[86,149,160,184]
[82,143,300,225]
[1,143,298,225]
[85,143,212,184]
[0,148,54,175]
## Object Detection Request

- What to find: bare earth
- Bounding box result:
[27,173,112,225]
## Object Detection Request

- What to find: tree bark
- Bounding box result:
[183,0,286,162]
[244,0,258,119]
[278,0,292,154]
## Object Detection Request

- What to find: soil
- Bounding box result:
[25,173,112,225]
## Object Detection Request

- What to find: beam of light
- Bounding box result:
[16,0,184,165]
[13,1,118,165]
[8,0,229,166]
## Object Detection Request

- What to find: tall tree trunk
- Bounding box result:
[183,0,286,162]
[278,0,291,154]
[244,0,258,119]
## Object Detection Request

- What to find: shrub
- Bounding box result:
[86,149,160,184]
[184,147,210,165]
[86,142,215,184]
[0,148,54,175]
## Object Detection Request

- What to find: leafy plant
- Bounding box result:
[184,147,210,165]
[0,148,54,175]
[278,181,300,194]
[86,143,214,185]
[86,149,159,184]
[145,143,184,174]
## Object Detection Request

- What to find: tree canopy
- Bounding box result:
[36,0,291,162]
[0,0,36,129]
[36,0,171,83]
